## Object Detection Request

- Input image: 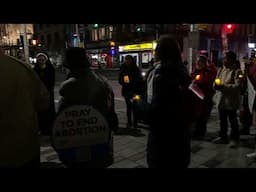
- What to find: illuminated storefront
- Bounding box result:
[118,41,157,67]
[86,40,117,68]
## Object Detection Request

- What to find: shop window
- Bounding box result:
[92,29,98,41]
[142,52,149,63]
[98,27,105,40]
[109,26,113,39]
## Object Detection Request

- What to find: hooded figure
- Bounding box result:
[34,52,56,135]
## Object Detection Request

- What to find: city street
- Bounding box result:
[40,69,256,168]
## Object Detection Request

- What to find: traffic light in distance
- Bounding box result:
[223,24,235,34]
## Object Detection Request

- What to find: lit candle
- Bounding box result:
[215,78,221,85]
[124,75,129,83]
[195,74,201,81]
[133,95,141,101]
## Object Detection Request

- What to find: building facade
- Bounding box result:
[83,24,179,68]
[0,24,33,58]
[33,24,66,54]
[33,24,69,66]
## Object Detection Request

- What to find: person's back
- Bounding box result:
[146,35,192,168]
[59,68,110,115]
[0,53,49,167]
[55,47,117,168]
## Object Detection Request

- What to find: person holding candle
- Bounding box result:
[191,55,216,139]
[118,55,143,128]
[212,51,243,148]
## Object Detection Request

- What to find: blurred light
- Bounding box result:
[124,75,129,83]
[223,24,235,33]
[38,44,42,47]
[141,71,146,77]
[215,78,221,85]
[133,95,141,101]
[94,24,98,28]
[19,47,23,50]
[119,46,124,52]
[110,41,115,46]
[92,54,98,59]
[111,49,116,55]
[153,41,157,50]
[248,43,255,48]
[32,40,37,45]
[195,75,201,81]
[136,27,141,32]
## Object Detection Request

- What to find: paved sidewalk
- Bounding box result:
[189,106,256,168]
[40,71,256,168]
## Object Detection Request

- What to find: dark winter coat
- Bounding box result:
[146,61,192,168]
[118,64,144,98]
[34,62,56,134]
[56,68,118,168]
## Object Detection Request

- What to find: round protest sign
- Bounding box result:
[52,105,109,150]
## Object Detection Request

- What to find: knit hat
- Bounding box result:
[36,52,49,60]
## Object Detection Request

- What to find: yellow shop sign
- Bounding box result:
[119,42,154,52]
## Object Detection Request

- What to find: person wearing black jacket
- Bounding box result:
[55,47,118,168]
[34,52,56,135]
[146,35,192,168]
[118,55,143,128]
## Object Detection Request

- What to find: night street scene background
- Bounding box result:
[1,24,256,168]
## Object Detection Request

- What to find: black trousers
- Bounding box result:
[124,97,137,126]
[194,98,213,137]
[219,109,239,141]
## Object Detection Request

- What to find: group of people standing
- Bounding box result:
[118,35,256,168]
[118,36,193,168]
[1,33,256,168]
[191,50,256,149]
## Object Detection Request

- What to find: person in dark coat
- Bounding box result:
[118,55,143,128]
[146,35,192,168]
[55,47,118,168]
[34,52,56,135]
